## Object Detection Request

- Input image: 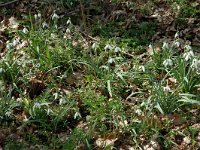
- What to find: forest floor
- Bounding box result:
[0,0,200,149]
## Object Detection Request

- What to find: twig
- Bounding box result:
[0,0,18,7]
[80,31,99,41]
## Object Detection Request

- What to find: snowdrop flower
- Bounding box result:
[163,85,171,92]
[184,44,192,51]
[42,22,48,28]
[67,18,72,25]
[162,42,169,49]
[191,58,200,73]
[135,109,142,115]
[46,108,53,115]
[108,57,115,64]
[183,50,194,61]
[5,111,11,117]
[149,44,153,50]
[104,44,113,51]
[23,115,28,122]
[12,38,20,47]
[173,41,180,47]
[34,14,38,20]
[92,43,99,50]
[100,65,109,70]
[37,13,41,19]
[74,112,82,119]
[0,68,4,74]
[52,12,59,20]
[33,102,41,109]
[6,41,13,49]
[163,59,173,67]
[114,47,121,52]
[139,65,145,72]
[59,98,66,105]
[66,28,70,33]
[174,32,179,39]
[183,136,191,145]
[22,27,29,34]
[191,59,198,69]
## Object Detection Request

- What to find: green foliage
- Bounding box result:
[0,0,200,149]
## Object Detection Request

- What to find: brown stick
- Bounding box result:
[0,0,18,7]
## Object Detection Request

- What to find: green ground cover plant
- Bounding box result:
[0,0,200,149]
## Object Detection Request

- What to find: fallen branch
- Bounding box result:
[0,0,18,7]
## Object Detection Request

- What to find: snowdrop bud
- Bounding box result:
[183,50,194,61]
[108,57,115,64]
[104,44,113,51]
[162,42,169,49]
[163,59,173,67]
[52,12,59,20]
[114,47,121,52]
[22,27,29,34]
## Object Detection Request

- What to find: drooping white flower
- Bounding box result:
[191,58,200,73]
[135,109,142,115]
[65,28,71,33]
[191,58,198,69]
[12,38,20,47]
[42,22,49,28]
[139,65,145,72]
[34,14,38,20]
[163,85,171,92]
[6,41,14,49]
[149,44,153,50]
[52,12,59,20]
[23,115,28,122]
[0,68,4,73]
[183,136,191,145]
[114,47,121,52]
[108,57,115,64]
[22,27,29,34]
[163,59,173,67]
[162,42,169,49]
[37,13,41,19]
[67,18,72,25]
[34,102,41,109]
[174,32,179,39]
[173,41,180,47]
[184,44,192,51]
[104,44,113,51]
[183,50,194,61]
[92,43,99,50]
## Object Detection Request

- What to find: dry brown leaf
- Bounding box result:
[8,16,19,29]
